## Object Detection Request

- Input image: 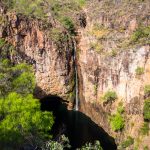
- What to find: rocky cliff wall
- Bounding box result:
[0,12,75,101]
[78,0,150,149]
[1,0,150,149]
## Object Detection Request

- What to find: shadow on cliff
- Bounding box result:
[40,96,117,150]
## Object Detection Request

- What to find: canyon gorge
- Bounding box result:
[0,0,150,149]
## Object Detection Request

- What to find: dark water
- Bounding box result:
[41,96,117,150]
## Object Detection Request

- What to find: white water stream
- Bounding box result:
[73,39,79,111]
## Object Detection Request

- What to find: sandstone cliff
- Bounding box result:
[0,11,75,101]
[0,0,150,149]
[78,0,150,149]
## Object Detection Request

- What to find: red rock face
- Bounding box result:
[1,1,150,148]
[77,1,150,147]
[2,13,74,100]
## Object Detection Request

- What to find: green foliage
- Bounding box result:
[5,0,81,24]
[140,122,149,136]
[103,90,117,103]
[135,67,144,75]
[144,146,149,150]
[12,72,35,95]
[3,0,85,24]
[0,40,15,59]
[79,141,103,150]
[0,60,54,149]
[144,85,150,96]
[42,139,103,150]
[110,113,125,131]
[50,28,64,43]
[42,135,71,150]
[90,42,103,53]
[0,92,54,147]
[94,84,98,94]
[117,102,124,114]
[120,136,134,148]
[0,38,6,48]
[10,0,46,18]
[61,17,75,35]
[130,26,150,44]
[110,49,117,57]
[1,0,14,9]
[143,99,150,120]
[2,0,87,46]
[0,60,35,97]
[75,0,86,7]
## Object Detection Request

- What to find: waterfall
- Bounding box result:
[75,63,79,111]
[73,38,79,111]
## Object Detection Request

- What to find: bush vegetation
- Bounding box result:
[140,122,149,136]
[144,85,150,96]
[117,102,124,114]
[110,113,125,131]
[79,141,103,150]
[120,136,134,149]
[90,42,104,53]
[110,49,117,57]
[135,67,144,75]
[42,139,103,150]
[130,26,150,45]
[61,17,76,35]
[1,0,86,41]
[144,146,149,150]
[75,0,86,7]
[143,99,150,120]
[89,24,109,40]
[42,135,71,150]
[0,38,6,48]
[103,90,117,103]
[0,59,54,149]
[50,27,68,44]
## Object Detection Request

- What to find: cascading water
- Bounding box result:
[73,38,79,111]
[75,63,79,111]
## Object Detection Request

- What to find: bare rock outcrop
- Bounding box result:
[0,13,74,100]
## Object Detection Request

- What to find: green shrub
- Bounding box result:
[50,28,68,43]
[75,0,86,7]
[103,90,117,102]
[110,113,125,131]
[1,0,14,9]
[90,42,103,53]
[42,135,71,150]
[0,38,6,48]
[12,0,45,18]
[0,59,10,67]
[144,146,149,150]
[117,105,124,114]
[143,99,150,120]
[12,72,35,95]
[130,26,150,44]
[144,85,150,95]
[0,92,54,147]
[110,49,117,57]
[140,122,149,136]
[94,84,98,94]
[80,141,103,150]
[135,67,144,75]
[61,17,75,35]
[0,60,35,97]
[121,136,134,148]
[0,61,54,148]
